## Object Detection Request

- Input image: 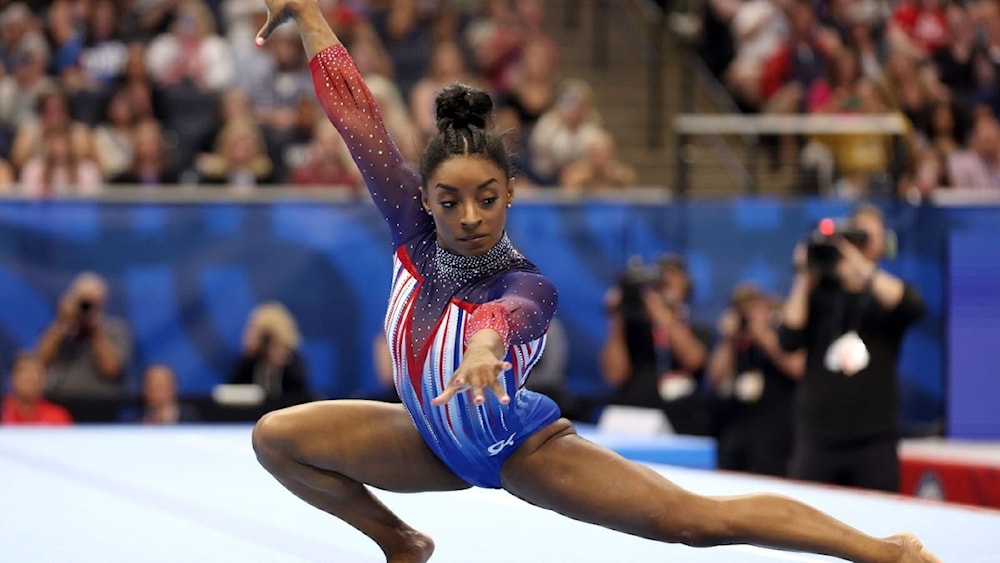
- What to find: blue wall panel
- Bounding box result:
[0,198,954,429]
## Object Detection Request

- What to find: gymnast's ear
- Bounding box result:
[419,187,432,215]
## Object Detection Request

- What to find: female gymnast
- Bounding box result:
[250,2,939,561]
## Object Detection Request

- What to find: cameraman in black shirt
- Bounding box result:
[778,204,925,492]
[708,284,804,477]
[600,255,714,435]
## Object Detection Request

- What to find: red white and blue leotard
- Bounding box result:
[310,45,561,488]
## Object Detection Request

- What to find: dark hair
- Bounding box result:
[419,83,512,184]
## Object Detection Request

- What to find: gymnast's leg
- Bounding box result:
[500,419,939,562]
[252,400,469,563]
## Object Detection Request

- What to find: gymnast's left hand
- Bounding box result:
[432,348,512,406]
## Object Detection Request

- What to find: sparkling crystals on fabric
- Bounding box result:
[435,234,522,284]
[464,301,512,348]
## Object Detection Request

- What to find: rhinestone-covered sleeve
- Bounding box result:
[309,44,430,247]
[478,270,559,346]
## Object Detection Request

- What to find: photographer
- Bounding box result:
[36,272,132,401]
[600,255,713,435]
[779,204,925,492]
[707,284,804,477]
[228,302,308,401]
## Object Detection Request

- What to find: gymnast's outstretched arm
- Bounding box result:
[257,0,428,247]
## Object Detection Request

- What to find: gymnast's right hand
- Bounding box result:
[432,347,512,407]
[255,0,308,46]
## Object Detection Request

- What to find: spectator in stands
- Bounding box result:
[288,118,363,192]
[932,4,981,104]
[0,3,49,76]
[465,0,522,93]
[843,0,887,85]
[93,88,139,180]
[779,204,925,492]
[558,128,638,192]
[410,39,481,145]
[723,0,789,111]
[242,22,314,183]
[119,364,201,424]
[760,0,834,114]
[10,88,94,173]
[501,38,559,131]
[0,39,56,137]
[18,125,103,196]
[60,1,131,124]
[493,102,542,185]
[195,98,272,189]
[514,0,560,76]
[529,79,604,185]
[1,352,73,425]
[366,0,437,100]
[112,117,177,186]
[805,47,896,198]
[145,0,234,93]
[887,0,949,59]
[923,99,965,164]
[228,302,308,402]
[120,44,156,122]
[946,114,1000,189]
[708,284,802,477]
[884,49,934,131]
[898,146,946,202]
[36,272,132,401]
[44,0,85,79]
[600,255,714,436]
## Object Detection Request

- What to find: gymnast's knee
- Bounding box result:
[251,408,299,468]
[657,498,731,548]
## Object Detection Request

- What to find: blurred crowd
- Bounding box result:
[0,0,637,196]
[694,0,1000,199]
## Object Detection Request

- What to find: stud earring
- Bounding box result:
[506,203,512,209]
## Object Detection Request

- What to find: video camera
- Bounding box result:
[616,261,661,321]
[805,218,869,281]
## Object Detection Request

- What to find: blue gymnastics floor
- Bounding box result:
[1,425,997,562]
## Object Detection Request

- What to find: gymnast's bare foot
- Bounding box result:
[887,532,941,563]
[384,529,434,563]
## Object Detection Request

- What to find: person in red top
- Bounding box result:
[2,352,73,425]
[889,0,949,57]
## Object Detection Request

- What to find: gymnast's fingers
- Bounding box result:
[490,378,509,405]
[255,4,290,46]
[431,376,463,405]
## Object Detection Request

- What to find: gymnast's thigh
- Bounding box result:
[499,419,707,536]
[259,399,470,493]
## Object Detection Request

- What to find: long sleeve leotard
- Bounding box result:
[309,45,561,488]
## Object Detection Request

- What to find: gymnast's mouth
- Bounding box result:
[459,234,488,242]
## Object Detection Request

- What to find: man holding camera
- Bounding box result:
[600,255,714,435]
[779,204,925,492]
[36,272,132,401]
[708,284,804,477]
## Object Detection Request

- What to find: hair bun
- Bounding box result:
[435,83,492,132]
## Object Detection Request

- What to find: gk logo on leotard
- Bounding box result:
[487,434,516,456]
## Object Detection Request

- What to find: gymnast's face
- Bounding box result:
[422,156,512,257]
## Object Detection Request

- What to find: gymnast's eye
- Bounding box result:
[440,200,456,209]
[481,197,498,206]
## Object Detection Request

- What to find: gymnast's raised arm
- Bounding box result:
[256,0,428,247]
